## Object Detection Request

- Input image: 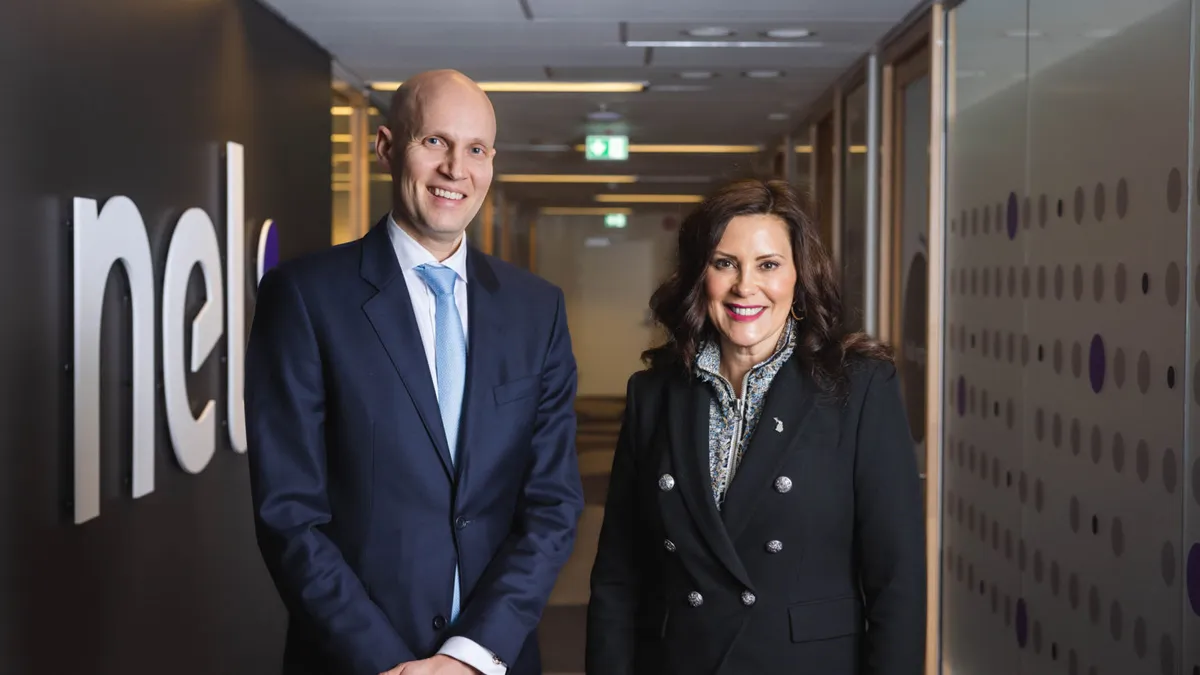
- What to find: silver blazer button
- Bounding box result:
[687,591,704,607]
[774,476,793,493]
[659,474,676,491]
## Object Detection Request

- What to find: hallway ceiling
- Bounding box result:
[263,0,924,209]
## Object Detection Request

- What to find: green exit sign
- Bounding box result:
[585,135,628,161]
[604,213,627,228]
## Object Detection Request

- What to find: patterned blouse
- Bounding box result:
[693,317,798,509]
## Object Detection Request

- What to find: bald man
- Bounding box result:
[246,70,584,675]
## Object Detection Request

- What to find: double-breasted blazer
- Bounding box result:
[586,354,925,675]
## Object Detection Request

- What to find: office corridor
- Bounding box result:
[537,396,624,675]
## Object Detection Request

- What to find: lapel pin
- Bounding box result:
[774,417,783,433]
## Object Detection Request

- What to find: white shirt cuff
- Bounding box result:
[439,636,508,675]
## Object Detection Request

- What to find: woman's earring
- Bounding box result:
[790,305,803,321]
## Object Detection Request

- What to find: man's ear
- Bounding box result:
[375,125,394,171]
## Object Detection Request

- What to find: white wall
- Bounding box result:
[536,211,682,397]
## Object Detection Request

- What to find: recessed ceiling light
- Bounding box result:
[678,71,715,79]
[763,28,814,39]
[768,112,789,121]
[744,70,783,79]
[685,27,734,37]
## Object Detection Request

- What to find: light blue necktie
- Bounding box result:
[414,263,467,624]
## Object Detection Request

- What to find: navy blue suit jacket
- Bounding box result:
[245,219,585,675]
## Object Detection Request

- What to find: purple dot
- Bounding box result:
[1089,334,1106,393]
[1007,192,1019,240]
[1016,598,1029,647]
[958,376,966,416]
[1188,543,1200,616]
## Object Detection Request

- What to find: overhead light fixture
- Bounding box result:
[678,71,715,79]
[744,70,783,78]
[540,207,633,215]
[331,106,380,116]
[499,174,637,183]
[367,81,646,93]
[586,107,623,121]
[594,194,704,204]
[685,27,734,37]
[794,144,813,153]
[572,143,761,154]
[763,28,814,39]
[848,145,867,154]
[626,40,822,48]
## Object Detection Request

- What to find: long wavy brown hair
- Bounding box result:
[642,178,893,396]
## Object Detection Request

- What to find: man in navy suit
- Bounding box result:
[245,69,584,675]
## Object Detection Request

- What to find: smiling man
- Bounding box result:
[245,69,584,675]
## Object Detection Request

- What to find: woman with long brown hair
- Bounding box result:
[585,178,925,675]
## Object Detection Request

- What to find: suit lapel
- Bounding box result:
[719,359,824,542]
[359,218,454,480]
[456,247,503,487]
[667,375,754,591]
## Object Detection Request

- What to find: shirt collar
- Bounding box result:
[387,212,469,283]
[695,316,797,381]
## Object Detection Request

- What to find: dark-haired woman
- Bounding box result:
[585,178,925,675]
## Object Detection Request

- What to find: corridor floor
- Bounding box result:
[536,396,624,675]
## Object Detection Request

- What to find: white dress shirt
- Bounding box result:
[386,214,506,675]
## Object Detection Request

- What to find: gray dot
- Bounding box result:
[1139,351,1151,393]
[1117,178,1129,218]
[1024,197,1032,228]
[1164,447,1177,493]
[1008,333,1016,363]
[1007,399,1015,429]
[1071,418,1082,456]
[1117,264,1128,302]
[1089,585,1101,623]
[1006,530,1014,560]
[1009,267,1017,298]
[1112,517,1125,556]
[970,386,976,413]
[1020,471,1029,503]
[993,457,1001,488]
[983,269,991,296]
[1160,635,1175,675]
[995,330,1003,362]
[1075,186,1086,223]
[1134,617,1147,658]
[981,451,989,478]
[1094,264,1106,301]
[971,208,978,234]
[1069,572,1080,608]
[1023,266,1031,298]
[1050,560,1061,595]
[1095,183,1106,221]
[1138,441,1151,482]
[1036,409,1045,440]
[1039,194,1048,227]
[1074,264,1084,301]
[1039,266,1047,298]
[1020,539,1028,570]
[982,207,991,232]
[1054,340,1064,373]
[1072,342,1083,378]
[1055,265,1065,300]
[1022,335,1031,364]
[1113,433,1126,473]
[1035,479,1044,512]
[1193,457,1200,507]
[1111,601,1124,640]
[991,585,998,613]
[1115,348,1127,388]
[982,331,990,356]
[1053,414,1063,447]
[1162,540,1176,586]
[1169,168,1183,212]
[971,269,978,294]
[1092,425,1103,464]
[1167,262,1181,306]
[1070,496,1081,532]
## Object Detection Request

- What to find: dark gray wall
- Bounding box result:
[0,0,331,671]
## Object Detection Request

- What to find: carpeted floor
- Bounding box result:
[536,396,624,675]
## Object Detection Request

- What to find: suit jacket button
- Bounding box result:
[741,590,756,606]
[664,539,676,552]
[433,615,447,630]
[659,474,675,491]
[774,476,793,493]
[687,591,703,607]
[455,517,469,529]
[766,539,783,553]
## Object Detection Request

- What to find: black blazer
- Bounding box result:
[586,354,925,675]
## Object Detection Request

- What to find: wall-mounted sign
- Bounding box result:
[604,213,627,228]
[585,135,628,161]
[72,141,276,525]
